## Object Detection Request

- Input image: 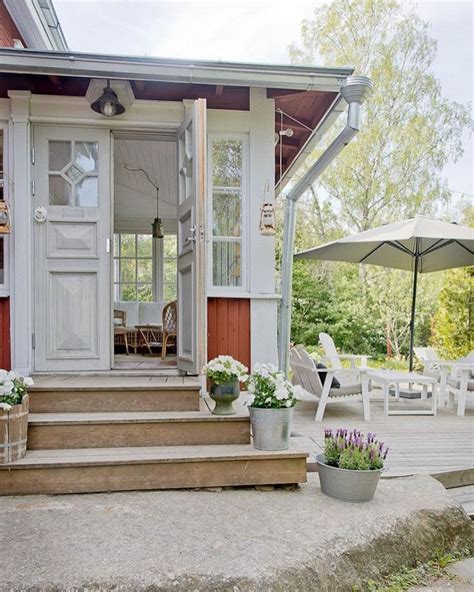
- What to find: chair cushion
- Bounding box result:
[316,363,340,389]
[139,302,164,325]
[448,377,474,391]
[329,383,361,396]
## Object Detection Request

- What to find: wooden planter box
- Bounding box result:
[0,395,29,464]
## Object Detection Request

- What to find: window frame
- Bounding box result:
[0,123,10,298]
[113,233,154,303]
[207,133,249,294]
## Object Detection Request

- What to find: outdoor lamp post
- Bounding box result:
[91,80,126,117]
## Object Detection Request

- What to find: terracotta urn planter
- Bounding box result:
[0,394,29,464]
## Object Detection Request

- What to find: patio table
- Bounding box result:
[367,370,438,416]
[437,362,474,407]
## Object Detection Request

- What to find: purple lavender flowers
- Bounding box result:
[323,428,388,470]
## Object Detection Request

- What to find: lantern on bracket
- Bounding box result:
[0,201,11,234]
[259,180,276,236]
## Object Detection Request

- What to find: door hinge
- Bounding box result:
[32,333,36,349]
[31,180,35,196]
[31,148,35,165]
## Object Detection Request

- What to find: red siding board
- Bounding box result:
[0,298,11,370]
[0,1,25,48]
[207,298,251,370]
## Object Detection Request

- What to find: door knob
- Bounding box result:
[34,207,47,223]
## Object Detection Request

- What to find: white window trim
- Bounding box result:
[0,122,10,298]
[207,132,249,294]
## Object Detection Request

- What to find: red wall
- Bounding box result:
[0,298,10,370]
[0,1,25,48]
[207,298,251,370]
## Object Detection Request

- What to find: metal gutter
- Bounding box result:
[0,48,353,91]
[35,0,68,50]
[278,76,373,374]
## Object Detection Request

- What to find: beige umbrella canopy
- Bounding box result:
[295,215,474,369]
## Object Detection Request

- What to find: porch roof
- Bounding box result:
[0,48,354,188]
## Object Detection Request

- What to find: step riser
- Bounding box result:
[27,421,250,449]
[0,457,307,495]
[29,389,200,413]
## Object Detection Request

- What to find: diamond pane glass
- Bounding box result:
[65,164,83,183]
[76,176,98,207]
[212,192,241,237]
[75,142,98,173]
[49,141,71,172]
[212,139,242,187]
[212,240,241,286]
[49,175,72,205]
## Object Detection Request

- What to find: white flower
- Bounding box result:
[291,385,306,400]
[0,402,12,411]
[24,377,34,387]
[245,394,255,406]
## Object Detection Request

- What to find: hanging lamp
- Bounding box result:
[152,186,164,239]
[91,80,126,117]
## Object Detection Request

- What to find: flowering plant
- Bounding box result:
[0,370,34,411]
[202,356,248,385]
[246,363,304,409]
[323,428,388,471]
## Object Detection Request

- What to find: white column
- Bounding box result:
[248,88,278,368]
[8,91,32,374]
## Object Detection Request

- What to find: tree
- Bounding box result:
[289,0,472,233]
[286,0,472,356]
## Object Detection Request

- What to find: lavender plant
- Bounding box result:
[323,428,388,471]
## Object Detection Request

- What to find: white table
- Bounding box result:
[438,361,474,408]
[367,370,438,416]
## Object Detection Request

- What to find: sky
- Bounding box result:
[54,0,473,205]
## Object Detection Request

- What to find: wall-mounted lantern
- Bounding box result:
[0,201,11,234]
[259,180,276,236]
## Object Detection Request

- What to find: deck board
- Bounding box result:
[290,390,473,477]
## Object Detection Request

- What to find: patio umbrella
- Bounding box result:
[295,215,474,370]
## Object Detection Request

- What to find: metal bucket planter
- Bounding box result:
[0,394,29,464]
[209,379,240,416]
[316,454,383,502]
[249,406,293,451]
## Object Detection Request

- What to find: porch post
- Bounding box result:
[8,91,32,375]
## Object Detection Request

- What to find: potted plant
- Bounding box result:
[0,370,34,464]
[316,428,388,502]
[202,356,248,416]
[246,363,304,451]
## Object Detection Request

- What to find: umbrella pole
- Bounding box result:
[408,254,419,371]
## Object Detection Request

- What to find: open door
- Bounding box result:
[33,126,112,372]
[176,100,207,373]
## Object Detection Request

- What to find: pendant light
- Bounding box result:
[91,80,126,117]
[152,185,164,239]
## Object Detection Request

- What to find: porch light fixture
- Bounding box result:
[0,201,11,234]
[91,80,126,117]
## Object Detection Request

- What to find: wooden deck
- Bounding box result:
[291,390,473,477]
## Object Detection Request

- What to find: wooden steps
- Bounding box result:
[0,375,308,495]
[0,444,308,495]
[28,376,201,413]
[27,412,251,449]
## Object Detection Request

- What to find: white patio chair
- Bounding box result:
[289,346,371,422]
[414,347,441,379]
[319,332,369,371]
[446,365,474,416]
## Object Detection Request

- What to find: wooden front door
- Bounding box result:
[33,126,112,372]
[176,100,207,374]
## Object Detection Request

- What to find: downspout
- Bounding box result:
[278,76,373,374]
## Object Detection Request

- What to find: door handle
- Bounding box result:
[34,207,47,223]
[106,238,111,253]
[185,225,196,244]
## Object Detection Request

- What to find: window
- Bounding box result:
[162,235,177,301]
[114,234,153,302]
[209,136,246,288]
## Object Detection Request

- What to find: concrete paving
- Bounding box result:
[408,557,474,591]
[0,475,472,592]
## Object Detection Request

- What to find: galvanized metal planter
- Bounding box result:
[209,379,240,416]
[316,454,382,502]
[249,406,293,451]
[0,395,29,464]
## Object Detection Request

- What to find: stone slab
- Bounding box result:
[0,475,472,591]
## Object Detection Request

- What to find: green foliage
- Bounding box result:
[431,267,473,359]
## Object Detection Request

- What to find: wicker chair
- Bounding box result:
[140,300,177,359]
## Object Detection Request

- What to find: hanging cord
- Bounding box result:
[276,107,313,131]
